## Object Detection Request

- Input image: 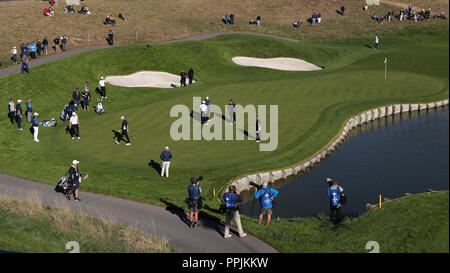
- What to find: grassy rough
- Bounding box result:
[240,191,449,253]
[0,194,175,253]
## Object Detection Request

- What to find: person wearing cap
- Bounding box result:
[200,100,208,125]
[11,46,18,64]
[16,100,23,130]
[187,177,202,228]
[205,96,211,114]
[31,112,39,142]
[222,185,246,238]
[25,98,32,123]
[8,98,16,124]
[327,179,345,224]
[160,146,172,178]
[115,116,131,145]
[69,112,80,140]
[254,181,279,225]
[82,86,90,112]
[99,76,106,98]
[180,71,187,87]
[66,160,82,201]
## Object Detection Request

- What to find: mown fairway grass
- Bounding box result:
[0,25,448,251]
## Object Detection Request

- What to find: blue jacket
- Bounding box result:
[26,103,32,112]
[328,186,341,206]
[255,187,278,209]
[31,116,39,127]
[160,150,172,162]
[188,185,202,200]
[16,104,22,116]
[223,192,242,208]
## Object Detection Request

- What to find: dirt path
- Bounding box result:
[381,0,422,11]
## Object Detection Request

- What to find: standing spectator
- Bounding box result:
[66,160,82,201]
[16,100,23,131]
[29,41,37,59]
[340,6,345,16]
[254,181,279,225]
[374,36,379,49]
[328,179,344,224]
[42,37,49,55]
[25,98,32,123]
[20,52,29,74]
[160,146,172,178]
[115,116,131,145]
[36,40,42,57]
[229,12,235,24]
[69,112,80,140]
[99,76,107,98]
[227,99,236,124]
[180,71,187,87]
[72,88,81,111]
[188,177,202,228]
[256,15,261,26]
[224,13,229,25]
[82,87,90,112]
[187,68,194,85]
[223,185,246,238]
[200,100,209,125]
[11,46,17,64]
[107,29,114,46]
[8,98,16,124]
[31,112,39,142]
[54,36,60,53]
[256,115,261,142]
[19,43,25,61]
[317,13,322,24]
[408,3,413,13]
[61,35,68,51]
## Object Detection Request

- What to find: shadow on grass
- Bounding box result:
[148,160,161,175]
[364,44,372,49]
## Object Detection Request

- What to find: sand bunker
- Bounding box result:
[105,71,195,88]
[232,57,322,71]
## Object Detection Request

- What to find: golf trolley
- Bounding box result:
[55,173,88,195]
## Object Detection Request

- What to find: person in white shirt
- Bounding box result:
[200,101,209,125]
[32,112,40,142]
[69,112,80,140]
[374,36,379,49]
[99,76,107,98]
[11,47,18,64]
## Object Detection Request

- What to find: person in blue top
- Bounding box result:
[222,185,246,238]
[26,98,32,123]
[327,178,344,224]
[15,100,23,130]
[160,146,172,178]
[187,177,202,228]
[254,181,279,225]
[31,112,39,142]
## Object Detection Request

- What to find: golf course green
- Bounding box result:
[0,24,448,223]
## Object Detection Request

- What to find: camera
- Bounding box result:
[249,181,262,190]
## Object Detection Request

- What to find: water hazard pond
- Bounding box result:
[240,106,449,218]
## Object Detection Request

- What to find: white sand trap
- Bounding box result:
[232,56,322,71]
[105,71,195,88]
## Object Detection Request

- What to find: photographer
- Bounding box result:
[222,185,246,238]
[326,178,345,224]
[187,177,203,228]
[254,181,278,225]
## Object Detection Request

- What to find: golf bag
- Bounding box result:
[60,106,70,122]
[55,173,88,195]
[40,118,57,127]
[94,99,105,115]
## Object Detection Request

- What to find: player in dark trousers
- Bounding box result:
[180,71,187,87]
[256,115,261,142]
[66,160,82,201]
[16,99,23,130]
[188,68,194,85]
[115,116,131,145]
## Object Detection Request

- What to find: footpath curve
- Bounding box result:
[0,32,287,253]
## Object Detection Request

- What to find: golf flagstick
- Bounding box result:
[384,57,387,80]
